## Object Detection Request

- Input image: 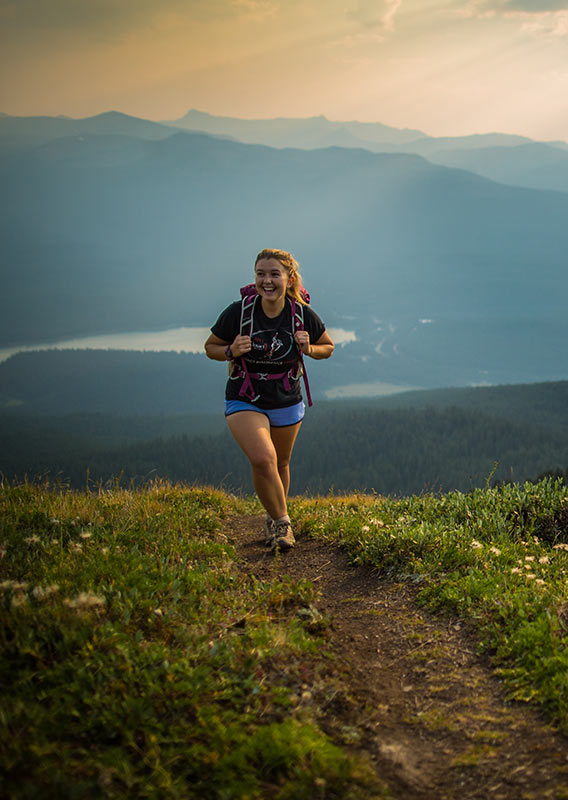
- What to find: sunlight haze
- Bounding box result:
[1,0,568,139]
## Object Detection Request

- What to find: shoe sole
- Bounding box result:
[271,537,295,551]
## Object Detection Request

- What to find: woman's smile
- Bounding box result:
[255,258,290,306]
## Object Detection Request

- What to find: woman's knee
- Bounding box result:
[249,449,278,474]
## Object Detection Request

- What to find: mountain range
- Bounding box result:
[1,110,568,391]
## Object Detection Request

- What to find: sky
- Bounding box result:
[1,0,568,140]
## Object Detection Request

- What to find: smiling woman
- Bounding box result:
[204,248,334,552]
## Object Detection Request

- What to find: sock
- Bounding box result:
[274,515,290,526]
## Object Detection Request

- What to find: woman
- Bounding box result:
[204,248,334,551]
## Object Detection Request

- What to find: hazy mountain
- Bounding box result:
[425,142,568,193]
[163,110,568,193]
[2,122,568,388]
[161,109,426,149]
[0,111,180,155]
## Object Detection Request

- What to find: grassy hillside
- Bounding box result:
[1,479,568,797]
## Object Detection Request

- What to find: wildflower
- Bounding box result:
[536,579,545,586]
[25,535,40,544]
[370,519,385,527]
[153,608,163,616]
[101,547,110,556]
[32,584,59,600]
[64,592,105,610]
[511,567,521,574]
[361,525,370,533]
[79,530,92,539]
[50,518,60,525]
[524,556,535,562]
[524,564,533,570]
[539,556,550,565]
[489,547,502,556]
[51,538,59,545]
[471,540,483,549]
[70,542,83,552]
[12,593,28,608]
[553,543,568,551]
[526,573,536,580]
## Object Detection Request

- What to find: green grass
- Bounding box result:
[3,476,568,797]
[0,481,387,800]
[291,477,568,730]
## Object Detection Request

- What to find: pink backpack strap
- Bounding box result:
[290,299,312,408]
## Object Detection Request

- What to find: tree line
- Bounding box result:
[2,405,568,496]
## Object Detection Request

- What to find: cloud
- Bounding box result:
[459,0,568,35]
[502,0,568,9]
[346,0,402,32]
[464,0,568,13]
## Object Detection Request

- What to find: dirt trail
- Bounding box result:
[229,515,568,800]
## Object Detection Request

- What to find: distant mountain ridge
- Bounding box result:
[2,110,568,390]
[161,109,568,193]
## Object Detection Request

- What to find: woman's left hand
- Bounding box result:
[294,330,311,355]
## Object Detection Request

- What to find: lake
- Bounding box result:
[0,326,357,363]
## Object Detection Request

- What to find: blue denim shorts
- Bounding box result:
[224,400,305,427]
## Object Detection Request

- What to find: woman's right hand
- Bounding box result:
[230,335,252,358]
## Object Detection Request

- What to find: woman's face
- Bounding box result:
[254,258,291,303]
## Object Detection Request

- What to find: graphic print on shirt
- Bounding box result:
[249,327,294,366]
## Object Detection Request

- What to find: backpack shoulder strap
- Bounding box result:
[239,286,258,336]
[290,298,312,407]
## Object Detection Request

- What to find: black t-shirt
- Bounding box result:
[211,297,326,408]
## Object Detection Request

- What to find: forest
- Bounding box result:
[2,401,568,496]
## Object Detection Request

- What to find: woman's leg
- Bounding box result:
[270,422,302,499]
[226,411,287,520]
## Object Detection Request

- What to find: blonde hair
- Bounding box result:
[255,248,307,305]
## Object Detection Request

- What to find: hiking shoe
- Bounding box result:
[263,515,275,546]
[271,521,296,551]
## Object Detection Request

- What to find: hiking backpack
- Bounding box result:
[230,284,313,407]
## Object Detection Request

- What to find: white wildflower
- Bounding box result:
[553,543,568,551]
[489,547,501,556]
[64,592,105,610]
[471,540,483,550]
[32,584,59,600]
[511,567,522,574]
[50,518,60,525]
[536,579,545,586]
[539,556,550,565]
[370,519,385,527]
[70,542,83,552]
[51,538,59,545]
[153,608,163,616]
[11,593,28,608]
[24,535,40,544]
[79,530,92,539]
[361,525,370,533]
[101,547,110,556]
[524,555,535,562]
[526,573,536,580]
[524,563,533,570]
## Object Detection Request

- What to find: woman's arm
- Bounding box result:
[204,332,252,361]
[294,329,335,360]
